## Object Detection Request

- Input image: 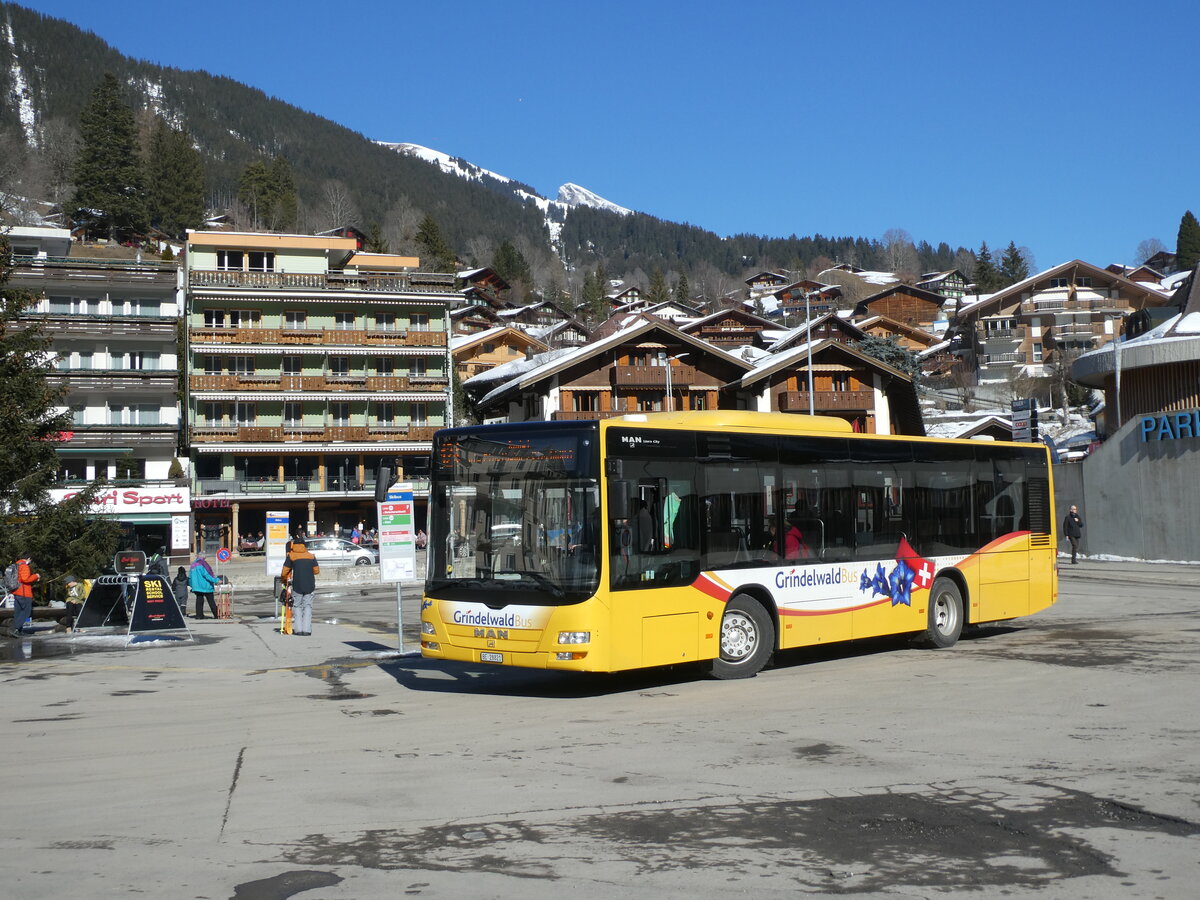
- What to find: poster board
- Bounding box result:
[378,483,417,583]
[265,510,290,577]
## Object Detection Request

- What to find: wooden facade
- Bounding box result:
[851,284,949,330]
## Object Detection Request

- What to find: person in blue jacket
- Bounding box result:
[188,556,221,619]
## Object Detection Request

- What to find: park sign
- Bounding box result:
[1140,409,1200,443]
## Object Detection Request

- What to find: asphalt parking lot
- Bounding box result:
[2,558,1199,899]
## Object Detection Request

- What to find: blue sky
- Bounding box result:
[20,0,1200,269]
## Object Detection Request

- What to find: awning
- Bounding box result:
[195,443,432,453]
[114,513,174,524]
[189,345,446,356]
[192,393,444,402]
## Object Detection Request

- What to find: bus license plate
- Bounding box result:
[480,652,503,664]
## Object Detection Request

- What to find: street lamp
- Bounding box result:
[665,351,690,413]
[805,292,816,415]
[1106,314,1123,432]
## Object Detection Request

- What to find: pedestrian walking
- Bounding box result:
[7,555,39,637]
[189,556,220,619]
[1062,504,1084,564]
[171,566,189,610]
[279,539,320,636]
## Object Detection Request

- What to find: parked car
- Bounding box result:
[307,537,377,566]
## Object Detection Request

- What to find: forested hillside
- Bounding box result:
[0,1,980,300]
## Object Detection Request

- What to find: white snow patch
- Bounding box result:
[556,182,631,216]
[4,15,39,147]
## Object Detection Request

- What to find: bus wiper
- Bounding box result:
[496,570,565,598]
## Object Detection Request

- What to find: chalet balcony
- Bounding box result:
[52,369,177,392]
[189,268,458,294]
[611,364,696,387]
[12,255,178,286]
[778,390,874,412]
[983,352,1023,364]
[194,477,432,497]
[190,425,437,444]
[26,314,177,337]
[189,325,448,348]
[190,374,450,393]
[551,409,638,421]
[65,423,178,446]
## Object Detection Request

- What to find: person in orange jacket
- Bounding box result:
[8,556,40,638]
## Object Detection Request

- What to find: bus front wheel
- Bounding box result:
[707,595,774,679]
[921,577,964,648]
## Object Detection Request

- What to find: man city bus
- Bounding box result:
[419,411,1055,678]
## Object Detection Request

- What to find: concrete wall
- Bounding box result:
[1056,412,1200,561]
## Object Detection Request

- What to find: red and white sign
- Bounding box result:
[50,486,192,514]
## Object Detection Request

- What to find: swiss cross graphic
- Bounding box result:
[896,537,935,591]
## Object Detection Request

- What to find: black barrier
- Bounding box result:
[75,576,136,628]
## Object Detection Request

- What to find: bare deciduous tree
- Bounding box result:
[1135,238,1167,266]
[314,180,360,233]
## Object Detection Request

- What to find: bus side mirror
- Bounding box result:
[374,465,393,502]
[611,481,631,520]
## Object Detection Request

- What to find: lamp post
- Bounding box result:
[805,292,816,415]
[665,351,689,413]
[1108,315,1123,432]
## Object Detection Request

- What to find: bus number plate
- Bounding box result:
[480,652,504,664]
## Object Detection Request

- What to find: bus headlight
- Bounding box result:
[558,631,590,644]
[421,621,436,635]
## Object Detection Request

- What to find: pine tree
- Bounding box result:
[416,214,456,272]
[1177,210,1200,272]
[974,241,1001,293]
[674,272,690,304]
[647,267,670,305]
[71,73,146,240]
[491,239,531,287]
[998,241,1029,287]
[145,119,206,237]
[267,156,298,232]
[0,239,120,576]
[365,223,389,253]
[237,160,271,228]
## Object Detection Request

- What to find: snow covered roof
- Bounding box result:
[956,259,1169,319]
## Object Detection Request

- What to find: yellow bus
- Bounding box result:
[419,411,1056,678]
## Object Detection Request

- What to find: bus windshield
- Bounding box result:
[427,423,601,605]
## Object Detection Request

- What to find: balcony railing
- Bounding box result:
[778,390,874,412]
[189,325,448,348]
[550,409,637,421]
[195,477,431,496]
[12,255,178,285]
[983,352,1023,364]
[191,425,437,444]
[189,374,449,392]
[611,364,696,387]
[189,269,458,293]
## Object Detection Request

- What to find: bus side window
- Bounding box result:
[608,462,700,589]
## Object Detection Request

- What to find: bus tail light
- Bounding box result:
[558,631,590,644]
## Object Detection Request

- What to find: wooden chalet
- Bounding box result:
[680,307,776,349]
[451,303,502,334]
[725,339,925,436]
[768,313,866,353]
[466,317,753,423]
[1104,263,1165,285]
[527,317,590,349]
[916,269,970,301]
[771,280,843,318]
[498,299,573,329]
[953,259,1170,379]
[851,283,951,330]
[451,326,549,381]
[745,271,790,296]
[608,285,645,310]
[459,267,512,309]
[855,315,941,351]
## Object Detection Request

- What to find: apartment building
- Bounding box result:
[7,226,188,556]
[185,231,459,546]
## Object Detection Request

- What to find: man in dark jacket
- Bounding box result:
[1062,504,1084,564]
[280,540,320,636]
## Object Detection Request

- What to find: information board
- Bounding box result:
[171,515,190,552]
[265,510,290,576]
[377,483,417,583]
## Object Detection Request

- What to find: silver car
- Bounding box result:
[307,537,377,566]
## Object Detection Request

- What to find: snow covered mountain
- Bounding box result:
[376,141,631,250]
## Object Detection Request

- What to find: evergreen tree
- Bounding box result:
[416,214,456,272]
[71,73,146,240]
[145,119,206,237]
[267,156,298,232]
[998,241,1029,287]
[365,223,389,253]
[581,264,608,323]
[237,160,271,228]
[647,267,670,305]
[674,272,690,304]
[491,239,531,287]
[0,239,120,577]
[850,335,921,383]
[974,241,1001,293]
[1177,210,1200,272]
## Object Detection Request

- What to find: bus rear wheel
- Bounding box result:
[921,577,964,648]
[706,595,774,679]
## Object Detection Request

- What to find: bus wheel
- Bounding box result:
[707,595,774,679]
[922,577,964,648]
